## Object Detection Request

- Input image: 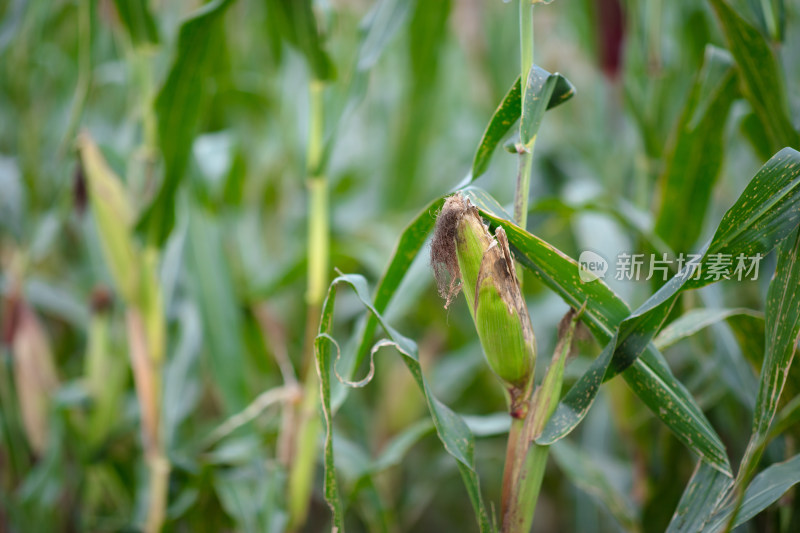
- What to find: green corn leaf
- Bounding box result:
[520,65,560,146]
[652,304,760,410]
[709,0,799,153]
[620,357,730,470]
[754,0,785,42]
[666,460,734,533]
[533,148,799,447]
[701,149,800,261]
[529,196,673,257]
[137,0,235,246]
[654,308,764,351]
[186,206,249,413]
[470,69,575,181]
[551,440,640,532]
[265,0,335,81]
[315,283,343,531]
[316,274,492,532]
[464,187,731,474]
[530,307,583,438]
[470,80,521,182]
[112,0,159,46]
[370,419,435,474]
[334,196,445,410]
[740,111,775,161]
[461,413,511,436]
[738,227,800,477]
[327,418,436,527]
[728,312,768,371]
[323,420,431,531]
[162,302,203,451]
[732,0,786,42]
[329,435,392,532]
[356,0,411,71]
[214,460,286,532]
[654,46,739,253]
[19,281,87,333]
[770,395,800,441]
[383,0,452,206]
[703,453,800,532]
[319,0,411,172]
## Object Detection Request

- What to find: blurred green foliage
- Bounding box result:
[1,0,800,532]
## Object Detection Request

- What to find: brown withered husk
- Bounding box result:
[431,194,473,308]
[12,302,59,455]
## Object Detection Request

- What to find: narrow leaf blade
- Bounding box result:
[470,69,575,181]
[666,460,734,533]
[704,453,800,532]
[738,228,800,476]
[113,0,160,46]
[654,46,738,253]
[654,308,763,351]
[709,0,799,152]
[524,148,800,452]
[138,0,235,245]
[551,440,639,532]
[316,274,492,532]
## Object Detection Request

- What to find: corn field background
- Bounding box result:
[2,0,800,532]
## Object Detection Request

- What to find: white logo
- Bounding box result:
[578,250,608,283]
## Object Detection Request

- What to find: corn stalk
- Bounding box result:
[288,79,329,531]
[432,192,582,532]
[79,134,168,533]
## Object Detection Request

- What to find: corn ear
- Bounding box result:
[432,194,536,413]
[12,302,58,454]
[85,287,126,449]
[78,132,140,305]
